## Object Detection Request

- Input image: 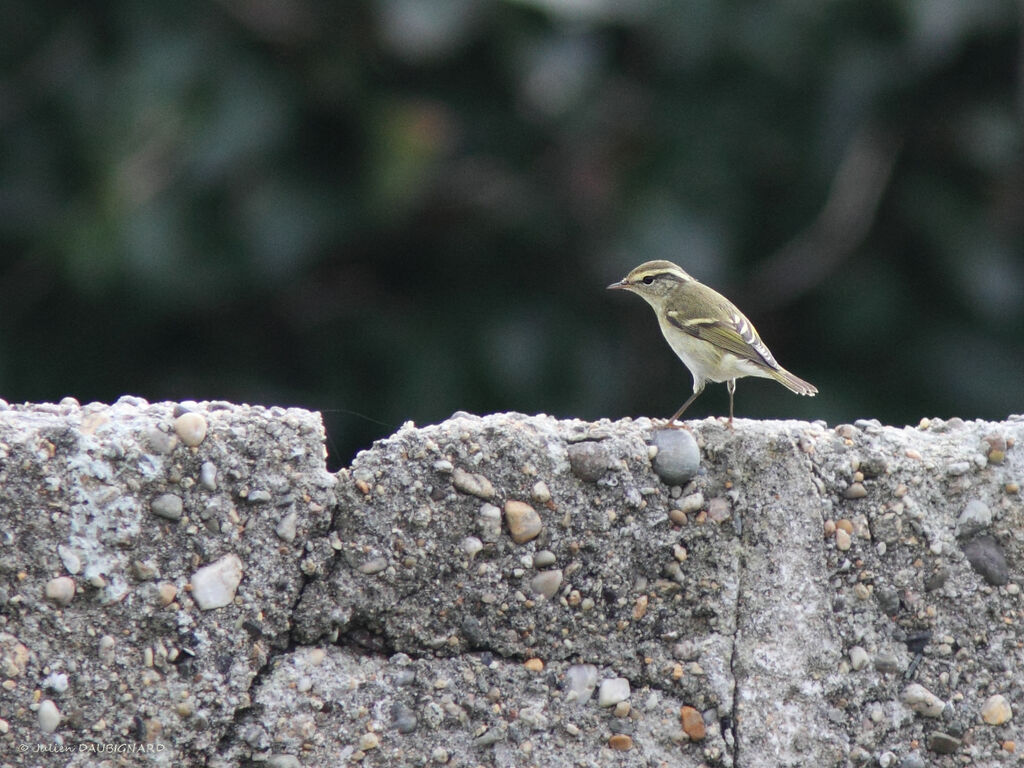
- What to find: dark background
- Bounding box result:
[2,1,1022,468]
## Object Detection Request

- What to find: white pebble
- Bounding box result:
[38,699,60,733]
[901,683,945,717]
[174,412,208,447]
[565,664,598,704]
[190,554,243,610]
[58,545,81,575]
[598,677,631,707]
[44,577,75,606]
[461,536,483,558]
[42,672,68,693]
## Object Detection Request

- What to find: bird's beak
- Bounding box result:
[607,280,626,290]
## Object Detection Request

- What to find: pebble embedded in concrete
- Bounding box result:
[190,554,243,610]
[37,699,60,733]
[504,500,542,544]
[174,412,208,447]
[982,694,1013,725]
[567,441,609,482]
[962,535,1009,586]
[452,468,495,499]
[651,429,699,486]
[530,569,562,599]
[151,493,184,521]
[902,683,945,717]
[44,576,75,606]
[598,678,630,707]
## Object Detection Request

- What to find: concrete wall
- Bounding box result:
[0,399,1020,767]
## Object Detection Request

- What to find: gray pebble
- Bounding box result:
[875,586,900,615]
[674,492,705,515]
[144,427,177,455]
[151,493,184,521]
[955,499,991,539]
[874,652,900,674]
[391,702,418,733]
[530,569,562,599]
[473,726,505,747]
[275,511,298,543]
[924,567,948,592]
[247,489,273,504]
[266,756,301,768]
[533,550,556,568]
[962,535,1008,586]
[843,482,867,499]
[359,557,388,575]
[926,731,961,754]
[200,461,218,491]
[899,752,926,768]
[651,429,699,486]
[946,461,970,476]
[567,441,609,482]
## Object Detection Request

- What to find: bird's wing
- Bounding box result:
[666,286,780,370]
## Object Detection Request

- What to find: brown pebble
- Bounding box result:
[823,519,836,537]
[633,595,648,620]
[505,500,543,544]
[905,449,922,460]
[608,734,633,751]
[669,508,688,526]
[523,658,544,672]
[1003,741,1016,753]
[835,519,854,534]
[680,705,705,740]
[173,412,208,447]
[844,482,867,499]
[1007,483,1020,495]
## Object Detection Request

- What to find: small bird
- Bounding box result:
[608,259,817,427]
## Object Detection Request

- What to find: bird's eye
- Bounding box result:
[642,275,655,285]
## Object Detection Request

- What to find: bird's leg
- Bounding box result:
[666,382,705,428]
[726,379,736,429]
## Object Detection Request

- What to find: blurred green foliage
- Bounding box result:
[1,0,1022,466]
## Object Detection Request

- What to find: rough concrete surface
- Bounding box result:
[0,399,1022,767]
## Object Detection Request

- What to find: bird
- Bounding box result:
[608,259,817,427]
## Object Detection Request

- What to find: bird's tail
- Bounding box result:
[770,367,818,396]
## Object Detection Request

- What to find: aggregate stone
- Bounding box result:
[452,467,495,499]
[956,499,992,538]
[901,683,945,717]
[650,428,700,486]
[566,440,610,482]
[151,492,184,521]
[927,731,961,754]
[598,678,631,707]
[174,411,208,446]
[504,500,543,543]
[190,553,244,610]
[37,699,60,733]
[44,576,75,606]
[530,569,562,598]
[981,694,1012,725]
[962,535,1009,586]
